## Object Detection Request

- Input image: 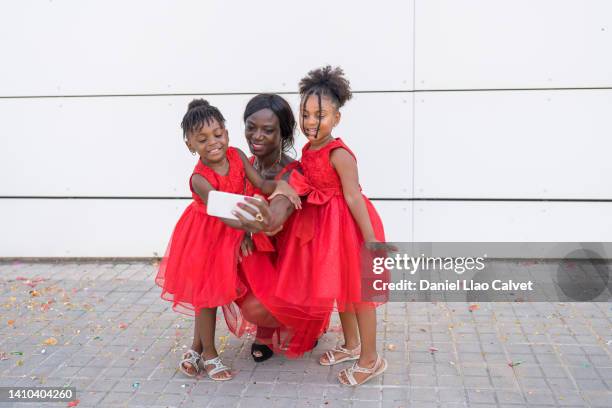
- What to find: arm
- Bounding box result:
[236,148,277,195]
[235,194,295,233]
[330,148,377,242]
[191,173,245,230]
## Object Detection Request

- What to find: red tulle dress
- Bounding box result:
[222,158,328,357]
[276,138,386,317]
[155,147,247,315]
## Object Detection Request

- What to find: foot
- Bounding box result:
[319,343,360,365]
[201,351,232,381]
[179,349,201,377]
[251,341,273,362]
[338,354,387,386]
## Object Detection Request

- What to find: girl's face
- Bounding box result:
[300,94,340,146]
[185,119,229,164]
[245,108,281,158]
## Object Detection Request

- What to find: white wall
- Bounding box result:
[0,0,611,256]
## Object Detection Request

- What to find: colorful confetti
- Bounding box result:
[43,337,58,346]
[508,360,523,367]
[67,400,80,407]
[468,304,479,312]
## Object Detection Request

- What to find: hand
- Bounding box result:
[271,180,302,210]
[232,195,271,233]
[264,224,283,236]
[237,234,254,262]
[365,239,398,253]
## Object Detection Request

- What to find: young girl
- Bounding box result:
[276,66,387,385]
[155,99,298,381]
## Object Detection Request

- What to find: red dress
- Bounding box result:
[222,159,327,357]
[276,138,386,315]
[155,147,247,315]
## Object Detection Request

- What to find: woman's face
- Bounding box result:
[245,108,281,158]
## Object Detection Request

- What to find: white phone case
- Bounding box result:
[207,190,262,221]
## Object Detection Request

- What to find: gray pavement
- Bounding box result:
[0,261,610,407]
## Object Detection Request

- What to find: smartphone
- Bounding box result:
[207,191,262,221]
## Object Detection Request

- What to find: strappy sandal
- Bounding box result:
[338,354,387,386]
[178,349,201,377]
[202,356,233,381]
[319,343,361,366]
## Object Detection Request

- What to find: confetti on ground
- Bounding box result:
[468,304,479,312]
[508,361,523,367]
[0,352,8,361]
[132,382,140,389]
[429,347,438,353]
[7,320,15,326]
[16,360,24,366]
[119,323,128,329]
[67,400,80,407]
[29,290,40,297]
[43,337,58,346]
[41,349,46,354]
[387,344,396,351]
[10,351,23,356]
[93,336,102,341]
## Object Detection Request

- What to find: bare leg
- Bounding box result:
[339,306,380,384]
[181,313,204,376]
[319,311,360,364]
[198,307,232,380]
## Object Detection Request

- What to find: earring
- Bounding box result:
[191,151,196,156]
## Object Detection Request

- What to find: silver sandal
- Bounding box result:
[338,354,387,386]
[319,343,361,366]
[178,349,201,377]
[202,356,233,381]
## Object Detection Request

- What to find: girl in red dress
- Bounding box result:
[155,99,298,381]
[276,66,387,385]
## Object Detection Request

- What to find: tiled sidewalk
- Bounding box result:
[0,261,610,407]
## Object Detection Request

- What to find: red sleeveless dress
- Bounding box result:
[276,138,386,315]
[155,147,247,315]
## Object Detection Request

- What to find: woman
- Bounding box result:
[223,94,306,362]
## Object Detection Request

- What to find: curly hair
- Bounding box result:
[298,65,353,108]
[181,98,225,139]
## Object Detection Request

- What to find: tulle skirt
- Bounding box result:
[155,202,246,315]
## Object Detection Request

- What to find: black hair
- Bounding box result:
[181,99,225,140]
[243,94,296,153]
[298,65,352,139]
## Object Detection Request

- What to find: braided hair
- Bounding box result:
[181,99,225,140]
[298,66,352,139]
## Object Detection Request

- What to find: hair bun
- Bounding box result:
[299,65,352,107]
[188,98,210,110]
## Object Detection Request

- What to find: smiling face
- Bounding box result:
[245,108,281,159]
[300,93,340,147]
[185,119,229,164]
